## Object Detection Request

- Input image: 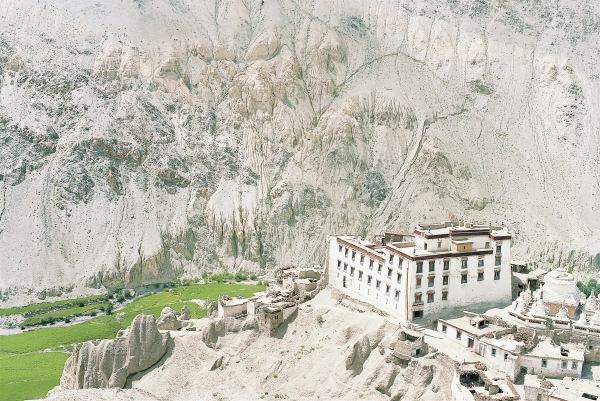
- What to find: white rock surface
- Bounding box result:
[1,0,600,300]
[43,290,454,400]
[59,314,170,389]
[156,307,182,331]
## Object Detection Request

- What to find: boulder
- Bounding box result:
[157,307,183,331]
[59,314,170,389]
[180,305,191,321]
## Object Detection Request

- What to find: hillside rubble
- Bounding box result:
[42,290,455,400]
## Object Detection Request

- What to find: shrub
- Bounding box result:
[249,273,257,280]
[104,303,113,315]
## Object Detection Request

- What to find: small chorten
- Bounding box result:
[555,303,569,321]
[592,310,600,327]
[586,290,598,312]
[513,298,525,315]
[577,313,588,326]
[531,298,547,317]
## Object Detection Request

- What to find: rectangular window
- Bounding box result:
[416,277,422,288]
[345,248,348,257]
[397,272,402,283]
[504,353,508,361]
[456,331,462,340]
[429,261,435,272]
[461,258,468,269]
[360,255,365,264]
[376,280,381,289]
[398,259,403,268]
[442,324,447,333]
[496,244,502,253]
[387,268,392,278]
[443,275,449,285]
[338,245,342,252]
[416,262,423,273]
[491,348,496,357]
[389,254,394,264]
[351,251,356,260]
[437,240,442,248]
[427,293,434,303]
[443,260,449,270]
[337,260,342,268]
[542,359,547,368]
[461,273,468,284]
[385,284,390,295]
[358,271,363,280]
[478,272,484,281]
[394,290,400,301]
[367,276,372,285]
[428,276,435,287]
[442,291,448,300]
[494,271,500,280]
[424,242,428,250]
[478,257,484,267]
[377,264,382,274]
[572,361,577,370]
[343,263,348,272]
[561,360,568,369]
[415,293,422,303]
[495,255,502,266]
[485,242,490,249]
[369,259,374,269]
[350,267,355,276]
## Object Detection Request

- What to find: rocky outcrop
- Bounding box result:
[156,307,182,331]
[202,316,258,348]
[345,328,387,375]
[59,314,170,389]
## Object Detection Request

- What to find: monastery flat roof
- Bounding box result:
[525,338,584,361]
[525,376,600,401]
[387,243,493,261]
[439,316,503,337]
[221,297,248,306]
[414,222,511,240]
[480,334,525,353]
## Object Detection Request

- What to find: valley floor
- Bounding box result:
[0,283,265,401]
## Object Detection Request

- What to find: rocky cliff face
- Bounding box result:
[59,314,170,389]
[1,0,600,298]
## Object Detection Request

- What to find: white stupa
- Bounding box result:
[541,268,581,308]
[555,303,570,321]
[576,313,588,326]
[530,298,547,317]
[591,310,600,327]
[512,298,525,315]
[585,290,598,313]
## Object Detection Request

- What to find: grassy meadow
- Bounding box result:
[0,282,265,401]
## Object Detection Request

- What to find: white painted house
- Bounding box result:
[328,221,513,322]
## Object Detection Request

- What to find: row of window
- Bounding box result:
[338,245,502,277]
[414,290,448,304]
[339,260,501,288]
[339,272,403,301]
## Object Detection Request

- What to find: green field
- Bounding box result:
[0,352,69,401]
[0,295,108,317]
[21,302,109,327]
[0,283,265,401]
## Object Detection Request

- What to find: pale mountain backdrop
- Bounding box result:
[1,0,599,300]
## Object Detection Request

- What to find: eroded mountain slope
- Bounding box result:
[1,0,600,298]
